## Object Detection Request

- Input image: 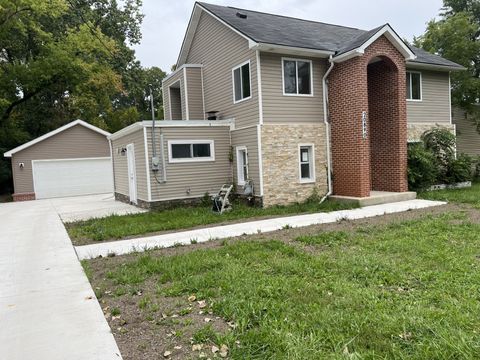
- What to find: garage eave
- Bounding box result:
[4,119,111,158]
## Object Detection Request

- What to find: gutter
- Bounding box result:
[320,55,335,203]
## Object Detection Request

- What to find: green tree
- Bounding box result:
[414,1,480,110]
[0,0,166,193]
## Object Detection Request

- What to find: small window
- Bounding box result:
[168,141,214,163]
[299,145,315,183]
[406,71,422,100]
[232,61,251,103]
[236,146,249,185]
[283,58,312,96]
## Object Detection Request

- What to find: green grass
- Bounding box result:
[419,181,480,208]
[67,199,356,244]
[102,213,480,359]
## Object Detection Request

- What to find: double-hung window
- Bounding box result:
[232,61,251,103]
[299,145,315,183]
[168,140,215,163]
[236,146,249,185]
[406,71,422,101]
[283,58,313,96]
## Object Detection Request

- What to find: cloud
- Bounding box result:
[134,0,443,71]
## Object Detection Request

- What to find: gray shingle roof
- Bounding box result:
[198,2,464,70]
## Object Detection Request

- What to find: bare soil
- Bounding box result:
[87,202,480,359]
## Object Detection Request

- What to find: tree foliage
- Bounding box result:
[414,0,480,110]
[0,0,166,193]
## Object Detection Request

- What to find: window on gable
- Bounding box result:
[406,71,422,100]
[283,59,312,95]
[233,61,251,103]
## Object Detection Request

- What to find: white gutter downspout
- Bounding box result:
[320,55,335,203]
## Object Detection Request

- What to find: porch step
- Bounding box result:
[329,191,417,207]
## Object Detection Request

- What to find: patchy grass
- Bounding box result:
[92,212,480,359]
[66,199,356,245]
[419,181,480,208]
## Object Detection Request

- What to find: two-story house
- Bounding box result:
[109,2,464,208]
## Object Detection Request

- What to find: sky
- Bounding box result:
[133,0,444,71]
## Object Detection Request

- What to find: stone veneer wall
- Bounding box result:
[407,123,456,142]
[261,123,328,207]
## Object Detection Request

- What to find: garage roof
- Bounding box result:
[4,120,110,158]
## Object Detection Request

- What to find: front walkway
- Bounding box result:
[76,199,446,260]
[0,196,123,360]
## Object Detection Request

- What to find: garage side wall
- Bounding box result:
[111,128,148,201]
[146,125,232,203]
[11,125,110,198]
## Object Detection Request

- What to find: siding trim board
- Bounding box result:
[183,68,190,120]
[143,127,152,201]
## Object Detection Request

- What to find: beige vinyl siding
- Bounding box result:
[11,124,110,194]
[162,70,186,120]
[111,128,148,201]
[146,125,232,200]
[261,53,326,122]
[185,11,259,128]
[231,126,260,195]
[185,67,205,119]
[407,70,451,124]
[452,107,480,157]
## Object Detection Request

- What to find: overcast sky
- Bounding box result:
[134,0,444,72]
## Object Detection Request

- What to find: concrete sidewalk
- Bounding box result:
[75,199,446,260]
[0,198,122,360]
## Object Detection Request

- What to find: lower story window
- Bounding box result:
[168,140,215,163]
[299,144,315,182]
[236,146,249,185]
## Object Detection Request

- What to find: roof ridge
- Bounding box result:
[199,2,366,32]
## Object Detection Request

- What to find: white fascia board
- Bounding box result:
[251,42,334,58]
[4,119,110,157]
[142,119,234,128]
[162,64,203,84]
[332,24,417,63]
[108,122,144,141]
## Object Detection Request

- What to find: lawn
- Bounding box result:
[419,182,480,208]
[67,199,356,245]
[86,210,480,359]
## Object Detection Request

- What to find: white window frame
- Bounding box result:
[236,146,249,186]
[282,57,314,97]
[168,140,215,163]
[406,71,422,102]
[232,60,252,104]
[298,144,315,183]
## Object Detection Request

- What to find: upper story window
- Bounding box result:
[232,60,251,103]
[168,140,215,163]
[283,58,313,96]
[406,71,422,101]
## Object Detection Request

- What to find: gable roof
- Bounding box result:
[178,2,464,70]
[4,120,110,158]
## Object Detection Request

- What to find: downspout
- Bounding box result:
[320,55,334,203]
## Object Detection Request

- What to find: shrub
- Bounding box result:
[445,153,473,183]
[407,142,438,190]
[421,128,456,182]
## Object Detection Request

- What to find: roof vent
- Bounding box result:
[236,12,247,19]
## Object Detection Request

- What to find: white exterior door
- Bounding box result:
[32,157,113,199]
[126,143,137,204]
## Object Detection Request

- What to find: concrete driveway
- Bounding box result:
[0,194,141,359]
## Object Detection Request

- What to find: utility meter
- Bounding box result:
[151,156,160,171]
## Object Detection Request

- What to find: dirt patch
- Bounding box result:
[87,202,480,359]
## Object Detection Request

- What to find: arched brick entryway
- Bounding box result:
[328,35,408,198]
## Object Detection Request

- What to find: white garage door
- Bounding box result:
[33,158,113,199]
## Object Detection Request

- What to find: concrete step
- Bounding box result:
[329,191,417,207]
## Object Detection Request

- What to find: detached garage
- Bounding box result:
[4,120,113,201]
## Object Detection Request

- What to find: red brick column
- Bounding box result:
[328,35,408,197]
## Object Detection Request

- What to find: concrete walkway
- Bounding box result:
[76,199,446,260]
[0,197,123,360]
